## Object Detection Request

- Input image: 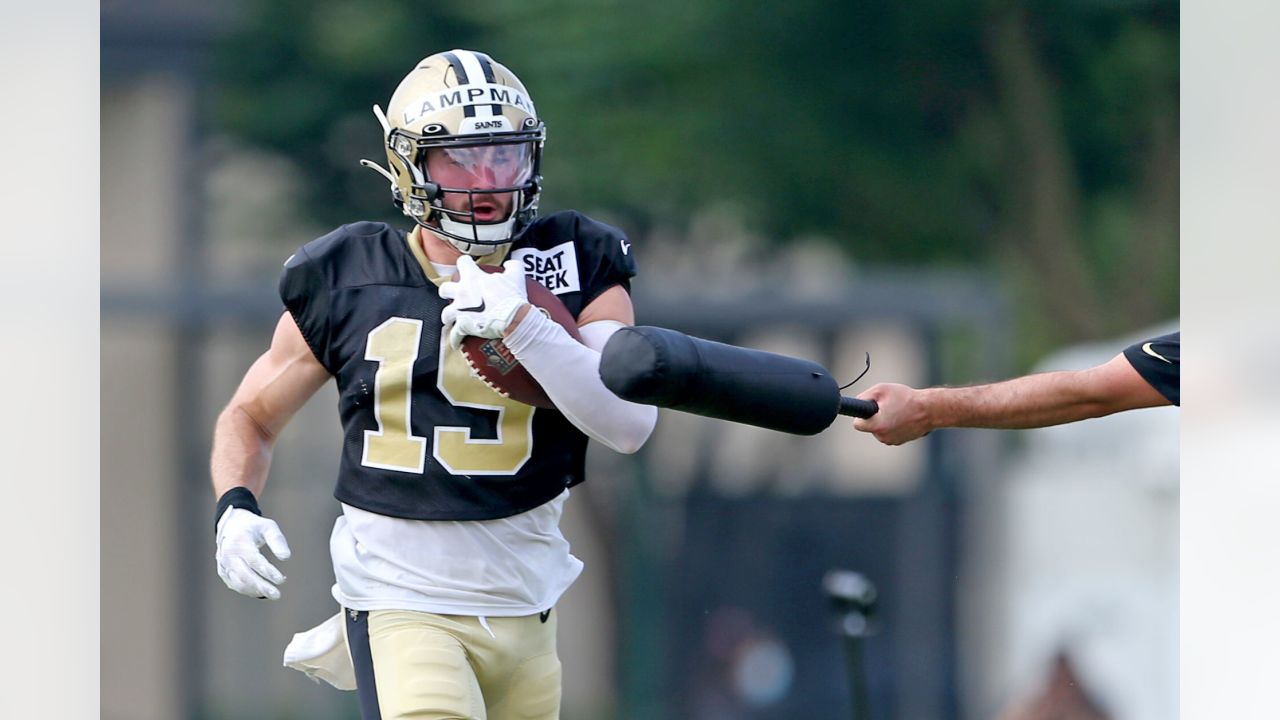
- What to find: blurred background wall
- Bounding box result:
[101,1,1178,718]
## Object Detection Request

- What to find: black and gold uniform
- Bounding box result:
[278,210,636,521]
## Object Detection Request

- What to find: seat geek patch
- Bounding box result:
[512,241,580,295]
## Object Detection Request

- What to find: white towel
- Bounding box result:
[282,612,357,691]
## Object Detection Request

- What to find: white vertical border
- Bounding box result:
[0,1,1266,717]
[1182,1,1280,718]
[0,1,99,718]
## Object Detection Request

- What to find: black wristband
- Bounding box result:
[215,486,262,534]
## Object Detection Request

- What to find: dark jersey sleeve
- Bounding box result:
[1122,331,1179,406]
[574,214,638,305]
[278,246,335,373]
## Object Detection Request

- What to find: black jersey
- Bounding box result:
[278,211,637,521]
[1122,331,1179,406]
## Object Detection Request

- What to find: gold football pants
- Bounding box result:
[346,608,561,720]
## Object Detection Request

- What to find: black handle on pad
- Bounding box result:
[838,397,879,419]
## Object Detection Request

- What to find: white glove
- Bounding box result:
[215,507,292,601]
[439,255,529,351]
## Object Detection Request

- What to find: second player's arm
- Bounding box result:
[854,353,1170,445]
[211,312,333,499]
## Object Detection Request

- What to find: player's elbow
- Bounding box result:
[610,435,648,456]
[1076,361,1167,418]
[601,405,658,455]
[218,402,278,445]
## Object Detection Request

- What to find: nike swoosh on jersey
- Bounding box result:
[620,240,631,255]
[1141,342,1172,364]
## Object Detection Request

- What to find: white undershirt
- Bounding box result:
[329,490,582,616]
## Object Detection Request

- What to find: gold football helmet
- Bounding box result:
[361,50,545,255]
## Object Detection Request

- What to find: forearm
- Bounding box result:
[926,370,1113,430]
[211,404,293,601]
[503,311,656,454]
[210,313,332,500]
[210,405,277,499]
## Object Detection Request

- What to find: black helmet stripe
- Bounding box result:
[442,51,477,118]
[454,51,496,119]
[473,51,504,115]
[442,50,468,83]
[452,50,501,119]
[474,51,497,82]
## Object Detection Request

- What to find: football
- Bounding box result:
[458,265,581,408]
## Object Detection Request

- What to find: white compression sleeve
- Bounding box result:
[502,311,657,454]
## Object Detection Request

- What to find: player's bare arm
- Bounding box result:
[853,352,1172,446]
[210,312,331,600]
[930,354,1170,427]
[1076,352,1172,413]
[211,312,332,498]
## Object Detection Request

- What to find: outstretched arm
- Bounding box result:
[209,312,331,600]
[852,352,1171,446]
[211,312,333,498]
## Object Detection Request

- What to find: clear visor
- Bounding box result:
[425,142,535,190]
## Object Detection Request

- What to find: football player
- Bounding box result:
[210,49,658,719]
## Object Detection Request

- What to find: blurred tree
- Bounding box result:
[213,0,1177,365]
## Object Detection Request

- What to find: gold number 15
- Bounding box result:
[361,317,534,476]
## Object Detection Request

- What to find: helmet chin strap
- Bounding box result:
[437,215,517,257]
